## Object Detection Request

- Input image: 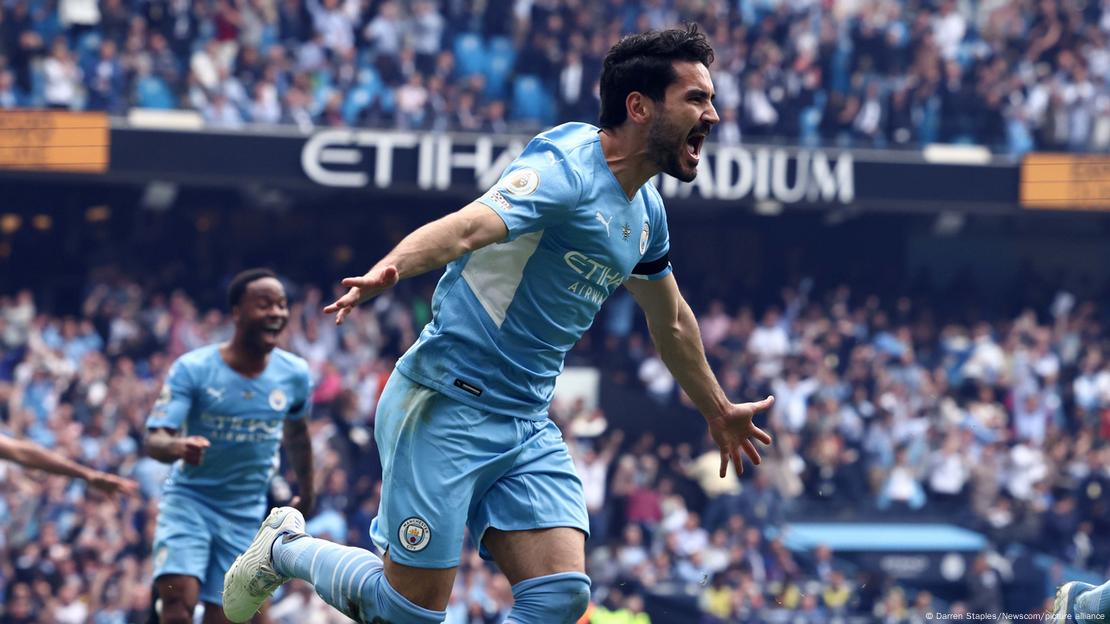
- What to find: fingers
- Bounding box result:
[741,438,762,465]
[752,395,775,412]
[719,448,728,479]
[323,287,360,315]
[751,425,773,446]
[340,266,399,290]
[730,446,744,477]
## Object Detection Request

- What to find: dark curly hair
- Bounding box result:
[598,24,715,129]
[227,268,278,309]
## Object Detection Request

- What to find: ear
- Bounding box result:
[625,91,654,125]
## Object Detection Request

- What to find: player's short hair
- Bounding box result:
[598,24,715,129]
[227,268,278,309]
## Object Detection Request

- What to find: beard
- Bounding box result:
[647,115,698,182]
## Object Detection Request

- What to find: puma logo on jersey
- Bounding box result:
[595,211,613,237]
[206,387,225,402]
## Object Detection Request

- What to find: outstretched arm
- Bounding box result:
[0,434,138,496]
[625,274,774,477]
[283,418,315,515]
[324,202,508,323]
[145,427,210,465]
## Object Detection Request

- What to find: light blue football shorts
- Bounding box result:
[151,493,257,605]
[370,371,589,568]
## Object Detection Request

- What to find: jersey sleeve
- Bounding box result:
[287,362,314,421]
[476,138,582,242]
[630,189,672,281]
[146,358,195,430]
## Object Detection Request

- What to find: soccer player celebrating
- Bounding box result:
[224,25,773,624]
[146,269,314,624]
[0,434,138,496]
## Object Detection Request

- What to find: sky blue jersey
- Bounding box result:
[146,344,312,519]
[397,122,672,420]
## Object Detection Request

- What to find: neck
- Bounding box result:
[599,127,659,200]
[222,336,269,377]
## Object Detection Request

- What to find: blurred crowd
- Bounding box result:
[1,266,1109,622]
[1,0,1108,153]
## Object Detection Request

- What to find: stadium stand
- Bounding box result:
[0,0,1106,151]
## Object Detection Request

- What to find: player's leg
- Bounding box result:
[483,527,591,624]
[472,418,592,624]
[1055,579,1110,623]
[206,510,277,624]
[153,495,215,624]
[155,575,201,624]
[226,373,506,622]
[202,602,227,624]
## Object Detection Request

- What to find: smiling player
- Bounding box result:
[145,269,314,624]
[224,25,773,624]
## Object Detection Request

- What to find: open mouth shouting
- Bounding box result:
[685,129,707,164]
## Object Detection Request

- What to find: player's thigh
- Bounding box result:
[155,575,200,624]
[482,527,586,585]
[154,497,214,622]
[472,418,590,582]
[206,513,258,607]
[372,373,519,569]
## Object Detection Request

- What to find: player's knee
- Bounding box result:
[510,572,591,624]
[158,599,194,624]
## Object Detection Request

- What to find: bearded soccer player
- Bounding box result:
[146,269,314,624]
[224,25,773,624]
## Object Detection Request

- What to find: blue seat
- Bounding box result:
[136,76,176,109]
[453,32,488,77]
[484,51,514,98]
[487,36,514,58]
[343,86,375,124]
[511,74,553,125]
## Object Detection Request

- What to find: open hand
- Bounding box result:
[707,396,775,478]
[323,266,400,325]
[87,472,140,498]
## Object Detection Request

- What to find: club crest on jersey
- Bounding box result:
[155,385,171,407]
[154,545,169,569]
[639,221,650,255]
[269,389,288,411]
[503,168,540,196]
[399,517,431,552]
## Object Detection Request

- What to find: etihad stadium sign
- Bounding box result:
[94,124,1018,213]
[300,129,854,204]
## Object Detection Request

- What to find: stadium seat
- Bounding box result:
[453,33,488,77]
[136,76,177,110]
[342,86,374,125]
[484,53,514,98]
[511,74,554,125]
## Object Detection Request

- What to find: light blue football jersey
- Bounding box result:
[146,344,313,519]
[397,122,672,420]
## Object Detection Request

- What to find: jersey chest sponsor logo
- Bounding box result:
[563,251,625,289]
